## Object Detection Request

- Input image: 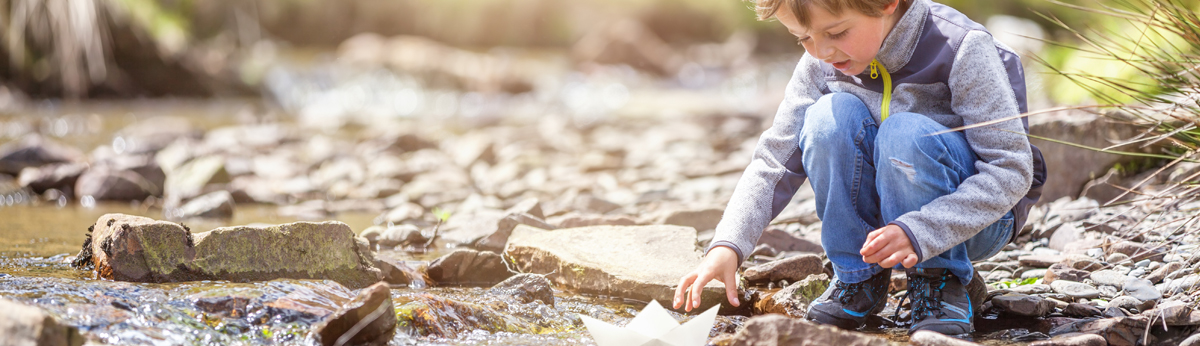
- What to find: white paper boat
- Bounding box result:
[579,300,719,346]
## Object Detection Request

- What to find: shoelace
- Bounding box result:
[892,272,949,322]
[836,280,867,304]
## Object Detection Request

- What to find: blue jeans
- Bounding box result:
[800,93,1014,285]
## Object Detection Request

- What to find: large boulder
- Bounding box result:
[1029,110,1146,202]
[81,213,382,288]
[0,298,84,346]
[311,282,396,346]
[729,314,890,346]
[505,224,728,312]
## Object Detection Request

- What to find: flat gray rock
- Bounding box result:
[1050,280,1101,299]
[729,314,890,346]
[743,254,823,284]
[506,224,727,312]
[1089,270,1128,287]
[1123,278,1162,302]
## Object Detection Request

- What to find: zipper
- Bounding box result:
[870,59,892,121]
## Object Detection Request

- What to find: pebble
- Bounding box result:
[1123,278,1162,302]
[1106,252,1130,264]
[1128,268,1146,278]
[1088,270,1127,287]
[1030,333,1106,346]
[1135,259,1152,268]
[1106,296,1143,312]
[1021,269,1047,280]
[1009,284,1052,295]
[1050,280,1100,299]
[1145,262,1182,284]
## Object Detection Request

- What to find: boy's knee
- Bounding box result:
[801,93,871,140]
[876,112,943,154]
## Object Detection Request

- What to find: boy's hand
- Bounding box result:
[673,246,740,312]
[860,225,919,268]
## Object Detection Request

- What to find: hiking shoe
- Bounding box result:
[806,269,892,330]
[899,268,974,335]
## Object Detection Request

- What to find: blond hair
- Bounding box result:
[753,0,907,27]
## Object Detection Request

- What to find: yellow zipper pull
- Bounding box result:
[871,59,892,121]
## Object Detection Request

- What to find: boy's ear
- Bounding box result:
[882,0,901,15]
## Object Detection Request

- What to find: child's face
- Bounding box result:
[775,1,902,76]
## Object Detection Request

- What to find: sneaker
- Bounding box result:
[898,268,974,335]
[806,268,892,330]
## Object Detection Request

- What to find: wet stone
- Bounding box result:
[0,297,85,346]
[992,294,1057,317]
[361,224,426,248]
[1050,280,1100,299]
[729,314,890,346]
[1030,333,1106,346]
[488,273,555,306]
[426,249,513,286]
[743,254,823,284]
[311,282,396,346]
[754,274,828,316]
[910,330,981,346]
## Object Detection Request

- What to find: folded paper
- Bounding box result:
[580,300,719,346]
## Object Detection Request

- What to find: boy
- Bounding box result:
[672,0,1047,335]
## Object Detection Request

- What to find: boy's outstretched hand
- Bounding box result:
[673,246,740,312]
[860,225,919,268]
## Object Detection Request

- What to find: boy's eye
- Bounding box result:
[797,37,811,45]
[828,30,849,39]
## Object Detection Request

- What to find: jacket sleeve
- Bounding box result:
[707,54,827,265]
[892,30,1034,262]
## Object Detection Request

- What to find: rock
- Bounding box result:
[756,228,823,253]
[505,225,728,312]
[548,212,638,228]
[173,190,235,219]
[439,209,505,245]
[743,254,823,284]
[1010,284,1053,295]
[1105,241,1165,262]
[1048,223,1082,252]
[985,270,1013,282]
[504,197,544,219]
[992,294,1057,317]
[17,162,87,194]
[1106,253,1130,264]
[1053,316,1149,346]
[754,274,828,316]
[1019,255,1065,268]
[1106,296,1144,312]
[375,202,428,225]
[569,193,621,214]
[82,214,382,288]
[1182,333,1200,346]
[1148,301,1200,326]
[488,273,554,306]
[0,298,85,346]
[101,154,167,194]
[653,207,723,232]
[474,212,555,252]
[910,330,981,346]
[0,134,83,176]
[1088,270,1128,287]
[1050,280,1101,299]
[164,155,230,207]
[114,116,202,155]
[361,224,428,248]
[729,314,889,346]
[74,166,158,201]
[1146,262,1182,284]
[1162,274,1200,295]
[311,282,396,346]
[1062,303,1102,318]
[1021,269,1047,280]
[1044,263,1089,284]
[1123,278,1162,302]
[1030,333,1106,346]
[426,249,513,286]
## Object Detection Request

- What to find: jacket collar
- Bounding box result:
[876,0,928,72]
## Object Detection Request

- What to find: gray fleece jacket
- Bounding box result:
[708,0,1048,265]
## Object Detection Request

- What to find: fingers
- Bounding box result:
[902,254,919,268]
[688,271,715,311]
[879,252,905,268]
[863,241,905,264]
[674,272,697,309]
[721,270,741,307]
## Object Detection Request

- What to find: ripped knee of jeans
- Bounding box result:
[889,157,917,182]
